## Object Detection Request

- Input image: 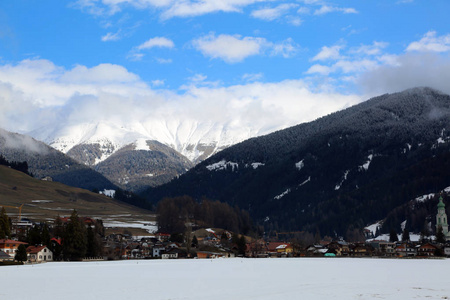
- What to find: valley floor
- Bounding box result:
[0,257,448,299]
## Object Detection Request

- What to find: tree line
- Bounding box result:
[157,196,252,235]
[0,155,31,176]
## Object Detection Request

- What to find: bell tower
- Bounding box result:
[436,196,449,236]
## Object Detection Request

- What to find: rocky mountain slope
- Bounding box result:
[143,87,450,238]
[29,119,263,191]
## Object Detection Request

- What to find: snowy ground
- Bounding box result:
[1,258,449,299]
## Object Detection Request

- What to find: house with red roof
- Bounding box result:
[0,239,28,258]
[26,245,53,263]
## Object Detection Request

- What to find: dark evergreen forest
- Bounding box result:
[142,88,450,239]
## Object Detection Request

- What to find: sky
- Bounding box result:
[1,0,450,136]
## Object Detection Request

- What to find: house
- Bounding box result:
[0,250,14,262]
[444,245,450,257]
[245,240,268,257]
[417,243,439,257]
[351,243,374,257]
[162,248,185,259]
[267,242,287,256]
[152,245,166,258]
[368,241,396,257]
[26,245,53,262]
[155,233,170,242]
[0,239,28,258]
[395,243,417,257]
[275,243,293,256]
[306,244,326,256]
[326,241,350,256]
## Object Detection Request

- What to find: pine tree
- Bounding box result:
[27,225,42,245]
[436,225,446,244]
[401,229,410,242]
[63,210,87,261]
[192,235,198,248]
[237,235,247,256]
[389,228,398,242]
[15,244,28,262]
[0,207,11,239]
[41,224,51,246]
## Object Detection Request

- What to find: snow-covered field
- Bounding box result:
[1,258,449,299]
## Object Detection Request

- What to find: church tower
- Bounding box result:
[436,196,449,236]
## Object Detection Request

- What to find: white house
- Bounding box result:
[26,245,53,263]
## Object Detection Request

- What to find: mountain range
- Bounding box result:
[0,128,116,192]
[28,118,270,191]
[143,87,450,238]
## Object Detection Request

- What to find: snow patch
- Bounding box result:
[274,189,290,200]
[359,154,373,171]
[299,176,310,187]
[145,174,154,177]
[134,138,150,151]
[100,189,116,197]
[251,162,265,169]
[335,170,349,190]
[401,220,407,231]
[206,160,238,171]
[295,159,304,171]
[365,221,382,236]
[102,220,157,233]
[31,200,54,203]
[415,193,435,203]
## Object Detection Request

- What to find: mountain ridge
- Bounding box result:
[143,87,450,238]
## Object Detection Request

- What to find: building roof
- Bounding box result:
[26,245,48,254]
[438,196,446,209]
[0,250,12,259]
[0,239,28,246]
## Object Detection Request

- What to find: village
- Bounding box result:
[1,196,450,264]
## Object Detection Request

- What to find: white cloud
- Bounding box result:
[351,41,388,56]
[242,72,263,81]
[251,3,297,21]
[128,37,175,61]
[151,79,165,87]
[297,7,310,14]
[160,0,266,19]
[312,45,343,61]
[137,37,175,50]
[406,31,450,53]
[271,38,298,58]
[75,0,272,19]
[155,57,173,64]
[0,58,361,139]
[192,33,265,63]
[359,52,450,96]
[101,31,122,41]
[192,33,298,63]
[314,5,358,15]
[306,64,332,75]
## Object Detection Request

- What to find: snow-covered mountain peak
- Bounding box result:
[29,118,268,166]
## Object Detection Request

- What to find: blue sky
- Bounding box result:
[1,0,450,135]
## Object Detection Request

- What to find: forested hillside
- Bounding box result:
[0,129,116,191]
[143,88,450,238]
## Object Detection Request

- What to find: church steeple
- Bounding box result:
[436,196,449,236]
